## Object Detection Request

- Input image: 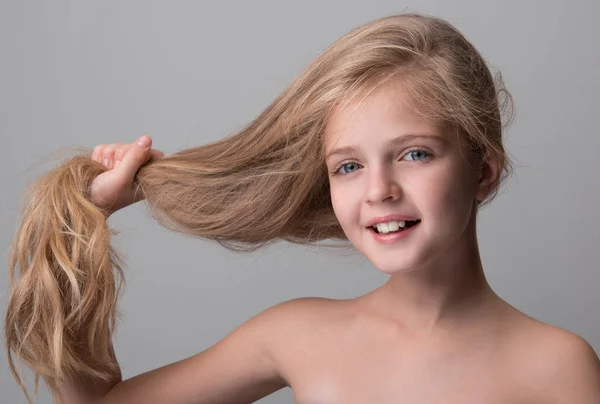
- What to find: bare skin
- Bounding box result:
[57,289,593,404]
[52,130,599,403]
[272,293,558,404]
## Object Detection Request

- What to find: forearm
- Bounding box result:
[96,359,194,404]
[53,360,187,404]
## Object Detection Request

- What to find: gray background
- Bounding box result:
[1,1,599,403]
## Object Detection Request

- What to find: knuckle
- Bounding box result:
[103,146,116,156]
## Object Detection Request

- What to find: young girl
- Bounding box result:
[5,12,600,404]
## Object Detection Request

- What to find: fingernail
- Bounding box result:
[137,135,150,148]
[103,158,109,168]
[116,159,121,167]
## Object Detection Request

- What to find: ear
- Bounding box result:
[475,152,501,202]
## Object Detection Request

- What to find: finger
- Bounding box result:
[102,145,118,169]
[117,135,152,179]
[114,143,131,165]
[103,150,113,168]
[92,144,106,163]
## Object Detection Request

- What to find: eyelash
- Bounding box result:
[330,148,432,176]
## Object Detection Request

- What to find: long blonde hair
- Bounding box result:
[5,12,514,403]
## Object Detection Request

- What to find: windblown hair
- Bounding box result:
[5,12,514,403]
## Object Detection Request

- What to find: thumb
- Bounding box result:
[118,135,153,179]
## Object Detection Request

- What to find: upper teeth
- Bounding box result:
[374,221,406,233]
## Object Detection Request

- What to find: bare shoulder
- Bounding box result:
[260,296,354,377]
[231,296,340,357]
[533,325,600,403]
[505,311,600,403]
[260,296,351,342]
[262,296,342,320]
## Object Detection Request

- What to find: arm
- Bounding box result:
[57,300,297,404]
[81,139,289,402]
[101,301,290,404]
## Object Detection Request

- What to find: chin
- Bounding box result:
[353,233,425,276]
[373,260,420,275]
[364,242,443,276]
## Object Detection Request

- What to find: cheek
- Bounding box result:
[429,168,478,228]
[330,183,358,229]
[412,165,476,221]
[329,185,344,218]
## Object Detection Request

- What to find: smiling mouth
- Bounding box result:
[370,220,421,234]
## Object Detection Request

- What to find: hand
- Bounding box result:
[90,135,164,216]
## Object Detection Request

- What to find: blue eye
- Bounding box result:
[403,149,430,161]
[336,162,361,175]
[331,149,430,176]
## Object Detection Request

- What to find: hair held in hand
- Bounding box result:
[5,13,514,403]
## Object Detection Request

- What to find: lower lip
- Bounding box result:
[368,223,419,244]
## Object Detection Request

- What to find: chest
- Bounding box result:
[281,325,535,404]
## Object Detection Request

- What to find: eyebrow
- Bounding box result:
[325,133,444,161]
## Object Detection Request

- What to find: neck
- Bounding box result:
[366,209,502,337]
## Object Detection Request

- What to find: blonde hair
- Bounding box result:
[5,12,514,403]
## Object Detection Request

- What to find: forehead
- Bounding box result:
[323,79,441,151]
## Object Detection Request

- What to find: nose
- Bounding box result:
[364,165,402,204]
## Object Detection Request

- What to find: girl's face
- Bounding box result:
[324,80,492,274]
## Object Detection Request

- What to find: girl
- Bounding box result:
[5,12,600,404]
